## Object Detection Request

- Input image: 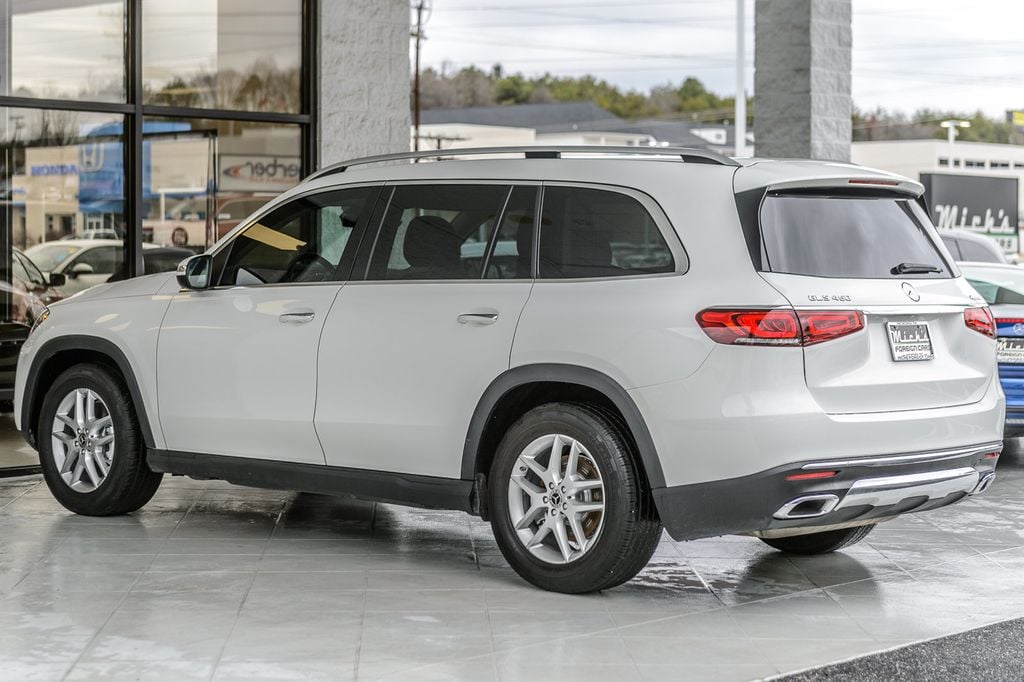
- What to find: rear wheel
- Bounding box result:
[38,363,162,516]
[760,524,875,555]
[488,402,662,593]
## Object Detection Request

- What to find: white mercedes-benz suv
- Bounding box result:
[15,147,1004,593]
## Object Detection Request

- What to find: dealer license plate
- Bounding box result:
[886,321,934,362]
[998,337,1024,364]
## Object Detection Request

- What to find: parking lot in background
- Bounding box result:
[0,418,1022,681]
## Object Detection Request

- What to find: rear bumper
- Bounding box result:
[654,442,1001,541]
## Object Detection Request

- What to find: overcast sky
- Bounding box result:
[420,0,1024,118]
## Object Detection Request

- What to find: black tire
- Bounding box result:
[760,523,875,555]
[488,402,662,593]
[38,363,162,516]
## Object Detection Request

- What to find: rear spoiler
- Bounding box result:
[763,176,923,198]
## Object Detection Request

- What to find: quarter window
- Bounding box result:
[219,187,378,286]
[538,186,675,279]
[367,184,512,281]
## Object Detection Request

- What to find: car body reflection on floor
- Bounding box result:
[1,424,1023,680]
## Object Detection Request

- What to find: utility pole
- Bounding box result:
[412,2,426,152]
[734,0,746,157]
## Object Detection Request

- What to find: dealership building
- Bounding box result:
[1,0,409,270]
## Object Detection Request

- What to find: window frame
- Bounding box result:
[206,183,384,289]
[351,180,538,285]
[0,0,318,280]
[344,179,687,285]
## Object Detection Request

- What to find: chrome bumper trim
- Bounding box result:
[833,467,979,511]
[801,442,1002,470]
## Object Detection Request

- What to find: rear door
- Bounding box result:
[756,190,994,414]
[315,183,536,478]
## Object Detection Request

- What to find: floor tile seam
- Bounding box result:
[59,550,157,682]
[206,498,287,680]
[678,555,729,607]
[864,541,977,574]
[351,503,378,679]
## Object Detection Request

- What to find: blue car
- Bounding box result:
[961,262,1024,434]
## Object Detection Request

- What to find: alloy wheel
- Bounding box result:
[507,433,606,564]
[50,388,116,493]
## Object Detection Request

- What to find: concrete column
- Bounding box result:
[319,0,411,166]
[753,0,852,161]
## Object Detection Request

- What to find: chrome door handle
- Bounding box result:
[457,312,499,325]
[279,311,316,323]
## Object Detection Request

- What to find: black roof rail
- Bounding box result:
[306,145,738,181]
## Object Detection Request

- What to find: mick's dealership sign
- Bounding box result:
[219,155,301,192]
[920,173,1020,253]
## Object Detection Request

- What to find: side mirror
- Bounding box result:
[176,254,213,290]
[67,262,94,278]
[47,272,66,287]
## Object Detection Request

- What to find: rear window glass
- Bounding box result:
[760,194,951,279]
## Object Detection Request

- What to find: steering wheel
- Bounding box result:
[283,252,334,282]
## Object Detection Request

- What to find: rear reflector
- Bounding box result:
[964,306,996,338]
[786,471,839,481]
[696,308,864,347]
[983,452,999,459]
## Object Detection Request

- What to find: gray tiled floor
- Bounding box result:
[3,435,1024,680]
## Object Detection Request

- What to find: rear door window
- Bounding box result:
[760,193,951,279]
[366,184,512,281]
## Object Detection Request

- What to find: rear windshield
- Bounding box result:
[760,193,951,279]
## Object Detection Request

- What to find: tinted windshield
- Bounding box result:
[760,193,950,279]
[24,244,81,272]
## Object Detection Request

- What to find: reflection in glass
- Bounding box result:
[1,0,126,102]
[143,117,302,252]
[143,0,301,113]
[0,108,126,399]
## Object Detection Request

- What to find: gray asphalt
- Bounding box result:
[780,617,1024,681]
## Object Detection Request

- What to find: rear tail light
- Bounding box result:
[964,306,996,338]
[696,308,864,347]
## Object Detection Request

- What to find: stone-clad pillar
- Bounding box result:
[319,0,411,166]
[753,0,852,161]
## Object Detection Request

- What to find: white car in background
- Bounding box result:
[24,240,162,296]
[14,147,1004,593]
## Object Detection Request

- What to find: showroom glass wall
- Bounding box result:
[0,0,315,462]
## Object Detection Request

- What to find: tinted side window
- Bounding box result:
[219,187,377,286]
[538,187,675,279]
[367,185,511,281]
[485,186,537,279]
[75,246,122,274]
[959,238,1001,263]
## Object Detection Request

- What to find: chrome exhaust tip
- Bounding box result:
[971,472,996,495]
[773,494,840,520]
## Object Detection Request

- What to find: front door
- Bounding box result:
[156,185,380,463]
[316,184,537,478]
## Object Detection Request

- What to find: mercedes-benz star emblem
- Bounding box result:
[901,282,921,302]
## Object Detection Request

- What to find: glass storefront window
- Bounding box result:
[142,117,301,251]
[0,107,126,390]
[0,1,126,102]
[142,0,302,113]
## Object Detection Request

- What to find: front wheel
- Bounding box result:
[38,363,162,516]
[488,402,662,593]
[760,524,875,555]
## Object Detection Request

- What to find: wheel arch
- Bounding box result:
[21,335,156,451]
[461,364,666,490]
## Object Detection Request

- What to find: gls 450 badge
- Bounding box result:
[807,294,852,303]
